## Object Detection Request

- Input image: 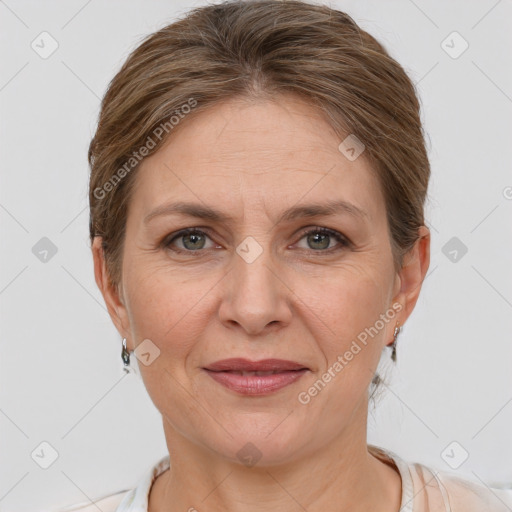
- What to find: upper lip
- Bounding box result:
[204,358,309,372]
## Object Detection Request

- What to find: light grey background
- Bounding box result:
[1,0,511,510]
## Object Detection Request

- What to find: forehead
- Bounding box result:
[130,95,384,224]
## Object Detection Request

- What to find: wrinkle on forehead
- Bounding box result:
[130,94,383,236]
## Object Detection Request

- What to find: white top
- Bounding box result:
[52,445,512,512]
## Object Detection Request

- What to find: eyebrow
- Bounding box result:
[143,199,369,225]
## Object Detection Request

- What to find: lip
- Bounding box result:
[204,358,309,372]
[202,358,310,396]
[203,368,308,395]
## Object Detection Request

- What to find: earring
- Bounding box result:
[121,338,131,373]
[390,325,400,362]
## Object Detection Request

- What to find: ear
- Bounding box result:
[391,225,431,332]
[91,237,131,345]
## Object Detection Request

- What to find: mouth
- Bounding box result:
[214,370,301,376]
[204,358,309,372]
[202,358,310,395]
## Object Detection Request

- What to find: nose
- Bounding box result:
[218,242,293,336]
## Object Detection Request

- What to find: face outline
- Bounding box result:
[92,94,430,467]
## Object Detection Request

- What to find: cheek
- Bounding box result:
[300,261,391,345]
[298,272,390,407]
[293,263,393,406]
[122,263,202,346]
[123,268,210,411]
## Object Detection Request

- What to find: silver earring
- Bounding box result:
[121,338,131,373]
[390,325,401,362]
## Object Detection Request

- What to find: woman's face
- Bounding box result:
[94,95,428,465]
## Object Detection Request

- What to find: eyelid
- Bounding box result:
[162,227,218,250]
[294,226,351,250]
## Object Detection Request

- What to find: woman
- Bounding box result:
[62,0,512,510]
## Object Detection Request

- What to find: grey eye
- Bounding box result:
[181,232,207,250]
[305,231,331,250]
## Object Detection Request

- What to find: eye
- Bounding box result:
[295,227,350,252]
[163,226,350,254]
[164,228,217,252]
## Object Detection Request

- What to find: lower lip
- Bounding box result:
[203,369,308,395]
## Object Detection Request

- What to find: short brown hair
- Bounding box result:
[88,0,430,397]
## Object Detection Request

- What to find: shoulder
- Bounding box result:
[413,462,512,511]
[47,454,170,512]
[49,490,131,512]
[437,470,512,511]
[369,445,512,512]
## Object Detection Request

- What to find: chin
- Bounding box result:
[204,420,311,468]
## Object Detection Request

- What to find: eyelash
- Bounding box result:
[162,226,351,255]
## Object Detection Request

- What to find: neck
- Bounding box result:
[149,401,402,512]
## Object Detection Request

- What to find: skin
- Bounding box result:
[92,94,430,512]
